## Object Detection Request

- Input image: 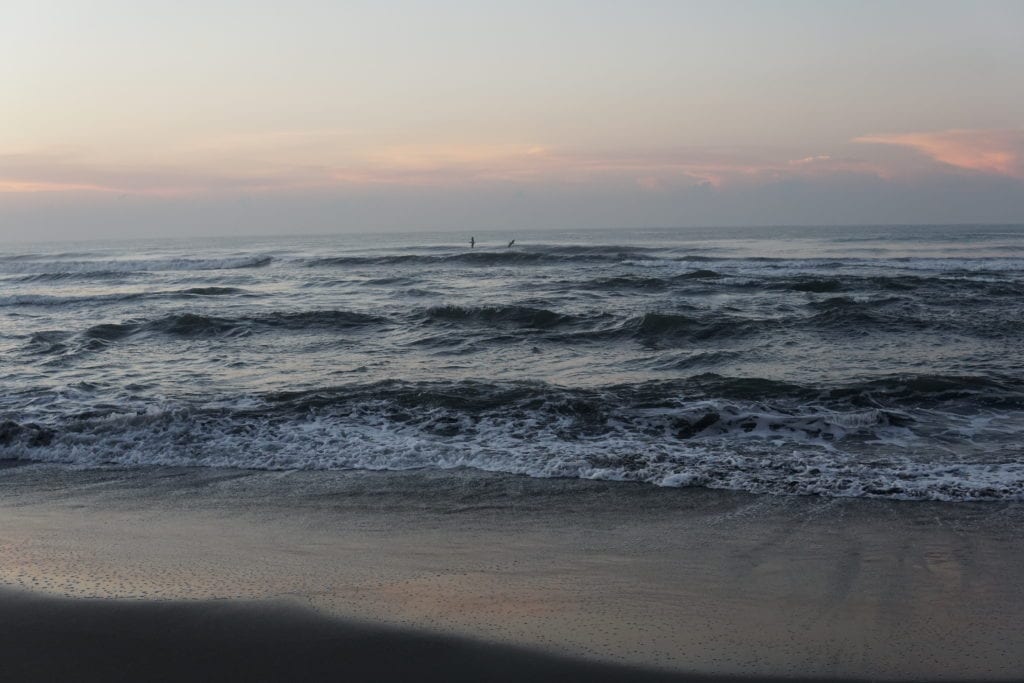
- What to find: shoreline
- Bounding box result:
[1,464,1022,680]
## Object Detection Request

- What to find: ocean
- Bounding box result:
[1,224,1022,502]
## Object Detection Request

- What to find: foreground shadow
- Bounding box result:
[0,588,852,683]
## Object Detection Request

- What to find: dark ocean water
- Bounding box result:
[1,225,1022,501]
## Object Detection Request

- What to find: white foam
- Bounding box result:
[3,400,1022,502]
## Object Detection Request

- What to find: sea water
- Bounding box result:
[1,224,1022,501]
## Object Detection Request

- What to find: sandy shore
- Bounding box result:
[0,464,1022,680]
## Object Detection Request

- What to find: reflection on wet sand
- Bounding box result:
[0,466,1021,680]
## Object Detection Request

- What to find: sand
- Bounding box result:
[0,464,1022,680]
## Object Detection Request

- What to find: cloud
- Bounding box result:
[0,179,114,194]
[0,137,929,198]
[789,155,831,165]
[855,129,1024,178]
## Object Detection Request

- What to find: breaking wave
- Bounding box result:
[2,376,1022,501]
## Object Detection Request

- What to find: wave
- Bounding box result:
[869,275,1024,297]
[550,311,764,345]
[23,330,76,356]
[803,296,922,331]
[414,306,759,343]
[821,373,1024,408]
[575,270,723,291]
[179,286,248,296]
[781,277,845,293]
[0,287,252,308]
[665,373,1024,411]
[117,310,384,337]
[625,312,756,341]
[675,268,723,279]
[573,275,675,290]
[800,296,1024,337]
[0,251,106,261]
[639,350,743,371]
[19,295,1015,356]
[306,249,656,268]
[25,309,389,354]
[421,305,582,329]
[759,274,1024,296]
[3,375,1022,501]
[0,255,272,275]
[561,271,1024,299]
[8,270,145,283]
[257,310,388,328]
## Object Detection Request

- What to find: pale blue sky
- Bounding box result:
[1,1,1022,239]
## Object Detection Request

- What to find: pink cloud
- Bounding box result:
[6,128,1022,199]
[0,142,895,197]
[854,129,1024,178]
[0,179,116,194]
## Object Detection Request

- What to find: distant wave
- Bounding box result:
[758,274,1024,296]
[0,255,272,275]
[416,306,760,342]
[93,310,384,337]
[306,248,658,267]
[0,287,251,307]
[8,270,146,283]
[21,298,1015,355]
[3,375,1022,501]
[0,251,103,262]
[23,309,389,355]
[574,270,722,291]
[803,296,922,331]
[552,271,1024,298]
[800,295,1023,337]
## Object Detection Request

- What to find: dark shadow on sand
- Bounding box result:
[0,588,850,683]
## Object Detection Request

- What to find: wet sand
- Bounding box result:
[0,465,1022,680]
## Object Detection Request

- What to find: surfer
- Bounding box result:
[470,236,475,248]
[507,239,515,248]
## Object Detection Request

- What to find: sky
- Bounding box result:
[1,0,1023,240]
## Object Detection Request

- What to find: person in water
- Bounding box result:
[507,239,515,248]
[470,236,475,248]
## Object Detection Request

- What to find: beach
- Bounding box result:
[5,1,1023,677]
[1,464,1021,681]
[2,228,1023,679]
